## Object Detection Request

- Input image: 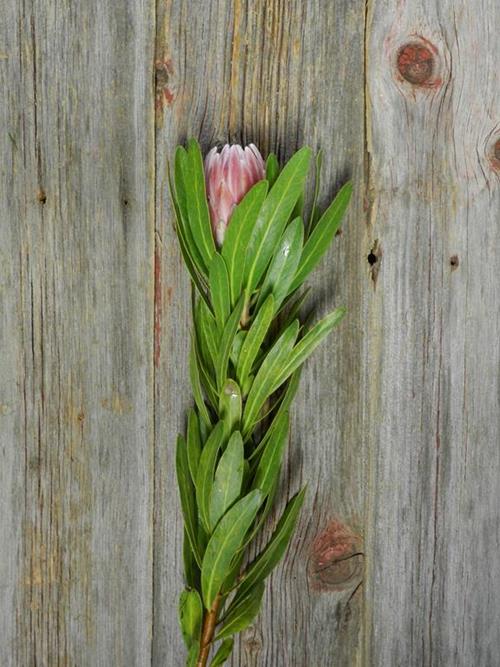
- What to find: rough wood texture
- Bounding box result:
[365,2,500,666]
[0,0,155,664]
[1,0,499,665]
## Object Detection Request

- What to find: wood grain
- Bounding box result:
[0,0,155,664]
[1,0,500,665]
[365,1,500,665]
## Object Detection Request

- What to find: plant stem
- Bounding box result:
[196,594,222,667]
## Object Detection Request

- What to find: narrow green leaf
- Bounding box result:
[174,147,208,278]
[176,435,202,568]
[179,589,203,647]
[169,161,212,307]
[209,432,244,528]
[256,218,304,312]
[248,367,302,464]
[210,638,234,666]
[236,295,274,391]
[192,331,218,410]
[186,641,199,667]
[216,582,265,641]
[215,295,245,391]
[187,409,202,484]
[196,421,225,533]
[189,337,212,428]
[253,412,289,497]
[265,153,280,187]
[292,190,305,221]
[243,473,280,549]
[183,528,200,589]
[229,330,246,369]
[209,253,231,331]
[184,138,216,267]
[277,286,311,321]
[195,297,219,374]
[245,147,312,293]
[201,490,263,609]
[242,320,299,435]
[306,149,323,236]
[197,359,218,410]
[237,487,306,597]
[219,380,242,440]
[289,181,352,293]
[272,307,346,392]
[221,181,268,305]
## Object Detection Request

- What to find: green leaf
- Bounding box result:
[306,149,323,236]
[277,286,311,321]
[173,147,208,278]
[184,138,216,268]
[176,435,202,568]
[237,488,306,597]
[216,582,265,641]
[201,489,263,609]
[236,294,274,391]
[215,295,245,391]
[229,330,246,368]
[209,253,231,331]
[248,367,302,464]
[292,190,305,221]
[187,409,202,484]
[245,147,312,293]
[209,431,244,528]
[256,217,304,312]
[195,298,219,374]
[186,641,199,667]
[289,181,352,293]
[210,638,234,666]
[242,320,299,435]
[195,421,225,533]
[265,153,280,187]
[253,412,289,497]
[272,307,346,392]
[221,181,268,306]
[183,528,200,589]
[192,331,218,410]
[219,380,242,440]
[189,337,212,428]
[179,589,203,647]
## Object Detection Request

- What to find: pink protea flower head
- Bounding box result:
[205,143,265,246]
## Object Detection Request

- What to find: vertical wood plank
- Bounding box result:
[365,1,500,665]
[153,1,367,664]
[0,0,155,663]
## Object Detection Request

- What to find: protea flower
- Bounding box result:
[204,144,265,246]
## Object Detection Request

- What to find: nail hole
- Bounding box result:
[123,198,129,206]
[368,239,382,286]
[450,255,459,270]
[37,189,47,204]
[397,42,435,86]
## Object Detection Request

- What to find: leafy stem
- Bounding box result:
[196,594,222,667]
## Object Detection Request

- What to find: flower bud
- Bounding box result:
[204,144,265,246]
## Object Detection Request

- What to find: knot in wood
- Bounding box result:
[308,520,363,592]
[494,139,500,163]
[397,43,434,85]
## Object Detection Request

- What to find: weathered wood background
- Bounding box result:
[1,0,499,665]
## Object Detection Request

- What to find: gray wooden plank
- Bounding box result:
[153,1,367,665]
[365,1,500,665]
[0,0,155,664]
